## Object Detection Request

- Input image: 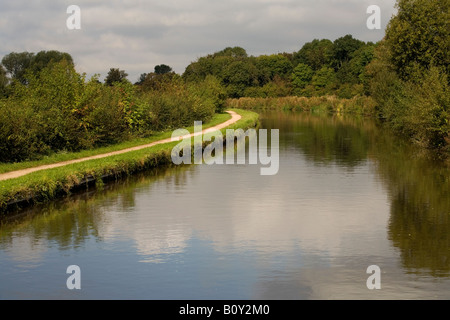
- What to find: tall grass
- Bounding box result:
[226,95,377,116]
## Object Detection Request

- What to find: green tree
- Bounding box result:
[1,52,34,84]
[291,63,314,92]
[188,75,227,115]
[214,46,248,59]
[335,44,374,87]
[293,39,334,71]
[367,0,450,150]
[331,35,365,70]
[183,54,231,83]
[3,60,87,156]
[0,64,8,97]
[29,50,74,75]
[105,68,128,86]
[139,72,179,91]
[223,60,258,98]
[255,75,292,98]
[256,54,293,84]
[385,0,449,81]
[183,47,248,83]
[135,73,147,85]
[154,64,173,74]
[1,51,73,85]
[312,67,336,89]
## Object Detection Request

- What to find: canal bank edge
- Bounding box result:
[0,109,259,215]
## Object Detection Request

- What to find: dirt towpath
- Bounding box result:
[0,110,241,181]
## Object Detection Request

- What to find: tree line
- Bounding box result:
[182,35,375,99]
[0,0,447,162]
[0,52,225,162]
[181,0,448,151]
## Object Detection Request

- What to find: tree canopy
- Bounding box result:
[1,50,73,85]
[385,0,449,81]
[104,68,128,86]
[367,0,449,149]
[154,64,173,75]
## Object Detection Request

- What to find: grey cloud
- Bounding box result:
[0,0,397,81]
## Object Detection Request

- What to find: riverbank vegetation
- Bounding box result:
[0,0,447,190]
[226,95,377,116]
[0,109,258,213]
[182,0,449,153]
[0,55,226,163]
[367,0,449,151]
[0,113,231,175]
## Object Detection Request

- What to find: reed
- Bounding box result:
[226,95,377,116]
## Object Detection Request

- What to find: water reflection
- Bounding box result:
[372,128,450,277]
[0,110,448,299]
[263,111,449,275]
[261,111,449,278]
[0,166,194,264]
[262,111,373,168]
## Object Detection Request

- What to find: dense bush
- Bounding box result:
[0,60,224,163]
[367,0,449,150]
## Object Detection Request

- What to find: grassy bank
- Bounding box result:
[226,95,377,116]
[0,109,259,214]
[0,112,231,175]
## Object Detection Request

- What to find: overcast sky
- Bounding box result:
[0,0,397,82]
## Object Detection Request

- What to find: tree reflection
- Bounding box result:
[1,111,449,277]
[0,165,194,251]
[262,110,449,276]
[262,111,373,167]
[372,128,450,276]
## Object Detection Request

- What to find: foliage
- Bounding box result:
[188,75,227,114]
[104,68,129,86]
[291,63,314,93]
[367,0,449,150]
[1,50,73,85]
[0,109,258,214]
[182,37,376,99]
[331,35,365,70]
[0,65,7,97]
[1,52,34,84]
[292,39,333,71]
[138,71,179,91]
[244,75,292,98]
[1,0,448,164]
[0,59,220,163]
[214,46,248,59]
[29,50,74,76]
[255,54,293,84]
[154,64,173,74]
[222,60,259,98]
[385,0,449,81]
[227,95,377,116]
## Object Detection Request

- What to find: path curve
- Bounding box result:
[0,110,241,181]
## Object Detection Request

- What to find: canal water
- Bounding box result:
[0,110,448,299]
